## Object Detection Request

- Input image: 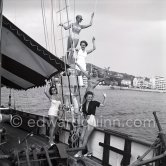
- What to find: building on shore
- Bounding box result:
[155,76,166,90]
[149,78,156,89]
[133,77,152,89]
[133,76,166,90]
[121,79,131,87]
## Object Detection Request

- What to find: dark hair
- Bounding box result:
[76,15,83,20]
[49,85,58,95]
[84,91,94,99]
[80,40,88,47]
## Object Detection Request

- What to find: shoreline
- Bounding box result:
[109,86,166,93]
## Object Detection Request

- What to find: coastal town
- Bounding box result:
[86,63,166,92]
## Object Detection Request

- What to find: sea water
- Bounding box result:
[1,87,166,143]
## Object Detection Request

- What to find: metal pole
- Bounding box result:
[0,0,3,108]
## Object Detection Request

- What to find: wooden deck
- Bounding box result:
[0,122,103,166]
[0,123,49,155]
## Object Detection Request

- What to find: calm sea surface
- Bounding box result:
[1,87,166,143]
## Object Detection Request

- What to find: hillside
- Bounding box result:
[86,63,135,85]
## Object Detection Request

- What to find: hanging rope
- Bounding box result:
[40,0,50,51]
[58,0,67,73]
[50,0,58,57]
[73,0,75,22]
[64,0,73,105]
[90,0,98,75]
[94,0,98,14]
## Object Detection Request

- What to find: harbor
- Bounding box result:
[0,0,166,165]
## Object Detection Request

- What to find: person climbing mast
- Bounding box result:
[59,13,94,64]
[76,37,96,74]
[59,13,94,49]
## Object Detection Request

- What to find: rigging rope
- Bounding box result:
[50,0,58,57]
[90,0,98,74]
[94,0,98,14]
[58,0,67,73]
[40,0,50,51]
[73,0,75,22]
[64,0,73,105]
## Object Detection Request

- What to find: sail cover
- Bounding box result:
[1,16,68,90]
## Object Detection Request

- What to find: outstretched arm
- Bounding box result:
[80,12,94,29]
[92,79,102,89]
[59,23,71,30]
[44,80,51,100]
[100,93,106,107]
[91,75,106,89]
[87,37,96,54]
[75,62,90,79]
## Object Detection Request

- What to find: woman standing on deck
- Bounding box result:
[44,80,61,146]
[59,13,94,49]
[75,91,106,157]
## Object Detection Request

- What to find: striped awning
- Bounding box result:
[1,16,68,90]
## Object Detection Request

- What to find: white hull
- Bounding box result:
[59,125,154,166]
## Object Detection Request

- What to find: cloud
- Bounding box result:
[3,0,166,77]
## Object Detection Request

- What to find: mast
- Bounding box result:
[0,0,3,107]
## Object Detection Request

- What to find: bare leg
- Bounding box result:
[79,125,87,146]
[82,125,94,152]
[49,116,58,145]
[74,125,87,157]
[73,38,79,48]
[67,37,79,65]
[67,36,73,52]
[72,96,79,114]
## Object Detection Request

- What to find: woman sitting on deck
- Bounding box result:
[44,80,62,146]
[75,91,106,157]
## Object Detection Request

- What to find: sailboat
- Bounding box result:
[0,0,166,166]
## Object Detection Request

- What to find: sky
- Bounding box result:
[3,0,166,78]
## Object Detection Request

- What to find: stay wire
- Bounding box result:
[58,0,67,73]
[40,0,50,51]
[64,0,73,105]
[50,0,58,57]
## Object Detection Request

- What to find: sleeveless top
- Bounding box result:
[48,99,61,116]
[76,49,87,71]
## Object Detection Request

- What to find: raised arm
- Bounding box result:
[87,37,96,54]
[44,80,51,100]
[80,12,94,29]
[100,93,106,107]
[59,23,71,30]
[91,79,103,89]
[75,62,90,79]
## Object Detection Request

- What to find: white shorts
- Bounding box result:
[87,115,96,127]
[48,107,59,117]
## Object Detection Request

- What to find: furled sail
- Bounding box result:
[1,16,68,90]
